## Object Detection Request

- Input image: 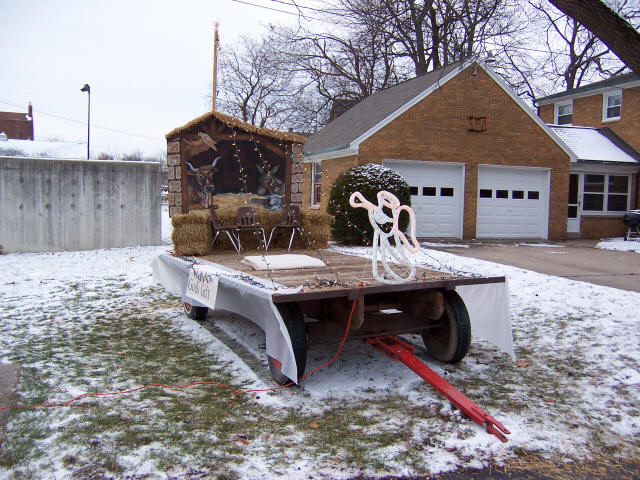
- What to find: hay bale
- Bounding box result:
[213,193,271,214]
[171,209,212,255]
[171,203,332,255]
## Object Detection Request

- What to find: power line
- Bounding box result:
[0,98,161,141]
[266,0,339,16]
[230,0,327,22]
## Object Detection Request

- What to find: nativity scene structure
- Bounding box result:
[165,110,307,217]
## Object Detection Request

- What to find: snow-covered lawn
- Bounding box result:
[597,237,640,253]
[1,240,639,478]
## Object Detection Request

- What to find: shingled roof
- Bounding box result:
[535,72,640,104]
[304,59,469,156]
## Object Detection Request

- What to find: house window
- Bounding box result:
[422,187,436,196]
[409,186,418,195]
[603,91,621,121]
[582,174,629,213]
[311,162,322,206]
[555,102,573,125]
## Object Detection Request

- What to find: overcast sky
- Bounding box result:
[0,0,311,157]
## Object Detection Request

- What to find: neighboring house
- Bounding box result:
[0,103,34,140]
[550,126,639,238]
[303,58,576,240]
[536,73,640,237]
[536,73,640,152]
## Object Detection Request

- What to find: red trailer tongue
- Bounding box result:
[366,335,510,443]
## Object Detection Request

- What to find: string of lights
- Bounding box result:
[247,130,342,284]
[227,122,280,290]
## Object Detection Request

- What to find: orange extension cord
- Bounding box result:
[0,298,358,412]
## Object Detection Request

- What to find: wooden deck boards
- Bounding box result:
[202,249,452,286]
[200,249,504,302]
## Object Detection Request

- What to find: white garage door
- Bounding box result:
[477,166,550,239]
[384,160,464,238]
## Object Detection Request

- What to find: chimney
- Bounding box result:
[27,102,33,119]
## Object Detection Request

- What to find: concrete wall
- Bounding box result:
[0,156,162,253]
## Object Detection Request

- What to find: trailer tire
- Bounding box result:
[268,303,307,385]
[421,290,470,363]
[183,302,208,321]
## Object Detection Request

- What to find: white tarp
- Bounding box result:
[151,252,514,384]
[151,253,303,383]
[456,282,514,360]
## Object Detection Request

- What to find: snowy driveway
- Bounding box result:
[428,239,640,292]
[0,244,639,479]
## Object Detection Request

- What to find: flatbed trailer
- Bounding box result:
[153,248,508,385]
[152,248,512,441]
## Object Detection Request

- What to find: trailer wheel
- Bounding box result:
[183,302,208,321]
[421,290,470,363]
[268,303,307,385]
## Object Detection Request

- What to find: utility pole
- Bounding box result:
[212,22,219,111]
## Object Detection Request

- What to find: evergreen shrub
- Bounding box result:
[327,163,411,245]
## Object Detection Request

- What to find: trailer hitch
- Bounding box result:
[366,335,510,443]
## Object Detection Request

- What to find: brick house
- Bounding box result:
[303,58,578,240]
[0,103,34,140]
[536,73,640,237]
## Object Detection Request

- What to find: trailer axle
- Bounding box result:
[366,335,510,442]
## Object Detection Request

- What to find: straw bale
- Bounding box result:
[171,212,212,256]
[170,203,331,255]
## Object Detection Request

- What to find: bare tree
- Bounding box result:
[333,0,520,76]
[528,0,636,91]
[214,35,319,130]
[277,21,406,109]
[548,0,640,74]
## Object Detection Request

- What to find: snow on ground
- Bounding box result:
[1,221,639,478]
[0,138,86,159]
[420,241,469,248]
[597,237,640,252]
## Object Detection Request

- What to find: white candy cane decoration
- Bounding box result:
[349,190,420,284]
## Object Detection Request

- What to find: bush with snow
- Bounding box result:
[327,163,411,245]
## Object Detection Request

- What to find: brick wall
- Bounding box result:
[353,66,570,240]
[537,86,640,152]
[573,86,640,152]
[580,216,628,238]
[538,104,554,124]
[302,155,360,212]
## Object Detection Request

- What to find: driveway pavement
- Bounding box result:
[428,239,640,293]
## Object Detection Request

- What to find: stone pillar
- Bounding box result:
[290,143,304,207]
[166,139,183,216]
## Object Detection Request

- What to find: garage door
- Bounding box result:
[384,160,464,238]
[477,166,550,239]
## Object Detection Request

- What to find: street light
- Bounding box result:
[80,83,90,159]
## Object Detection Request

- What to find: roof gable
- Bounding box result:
[305,58,574,161]
[304,59,470,157]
